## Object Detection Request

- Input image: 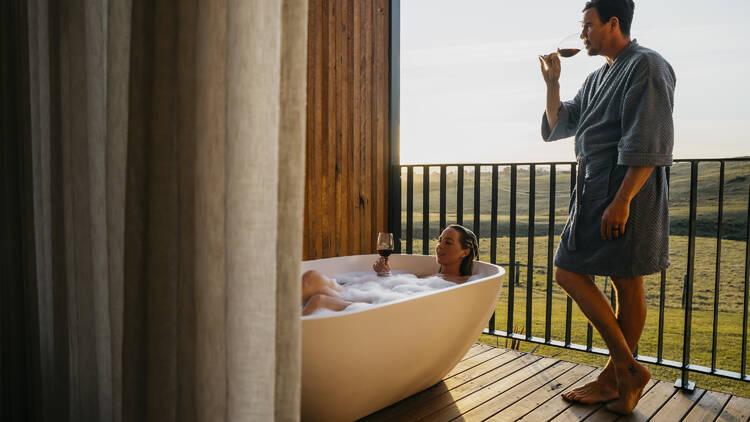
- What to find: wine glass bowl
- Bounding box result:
[376,232,394,258]
[557,32,583,58]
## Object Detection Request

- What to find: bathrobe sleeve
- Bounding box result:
[541,85,583,142]
[617,58,676,166]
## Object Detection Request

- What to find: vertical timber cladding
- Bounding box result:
[304,0,390,259]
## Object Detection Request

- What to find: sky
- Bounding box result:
[399,0,750,164]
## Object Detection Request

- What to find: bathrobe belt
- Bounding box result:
[566,155,587,252]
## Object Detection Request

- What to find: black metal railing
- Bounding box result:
[389,158,750,388]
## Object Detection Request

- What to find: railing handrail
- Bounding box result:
[398,157,750,168]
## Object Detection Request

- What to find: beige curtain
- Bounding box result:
[24,0,307,420]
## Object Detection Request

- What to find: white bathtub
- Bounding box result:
[300,254,505,422]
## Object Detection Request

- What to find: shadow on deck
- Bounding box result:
[360,343,750,422]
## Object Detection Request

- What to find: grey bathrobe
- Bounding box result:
[541,40,676,277]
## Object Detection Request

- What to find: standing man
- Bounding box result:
[539,0,675,415]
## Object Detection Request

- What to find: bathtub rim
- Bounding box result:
[301,253,505,320]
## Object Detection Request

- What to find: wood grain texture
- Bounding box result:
[304,0,391,259]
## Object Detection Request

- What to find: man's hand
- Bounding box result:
[601,166,655,240]
[539,53,561,86]
[601,197,630,240]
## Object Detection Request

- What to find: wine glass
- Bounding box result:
[376,232,394,259]
[556,32,583,58]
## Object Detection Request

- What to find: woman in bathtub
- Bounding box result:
[301,224,479,316]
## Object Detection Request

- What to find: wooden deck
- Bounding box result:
[360,344,750,422]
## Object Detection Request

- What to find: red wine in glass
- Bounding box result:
[378,249,393,258]
[556,32,583,58]
[557,48,580,58]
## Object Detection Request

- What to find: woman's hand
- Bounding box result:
[372,257,391,276]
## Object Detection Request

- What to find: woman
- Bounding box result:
[301,224,479,316]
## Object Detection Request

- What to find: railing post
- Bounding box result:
[711,161,725,371]
[457,165,464,226]
[474,165,481,238]
[742,183,750,380]
[507,165,517,337]
[406,167,413,254]
[526,165,536,340]
[422,166,429,255]
[677,161,698,391]
[546,165,556,343]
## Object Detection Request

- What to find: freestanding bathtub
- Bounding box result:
[301,254,504,422]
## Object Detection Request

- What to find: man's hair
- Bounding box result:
[583,0,635,36]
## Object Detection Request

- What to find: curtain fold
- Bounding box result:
[17,0,308,420]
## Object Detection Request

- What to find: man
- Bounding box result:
[538,0,675,415]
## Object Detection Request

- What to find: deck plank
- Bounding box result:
[682,390,731,422]
[516,368,603,421]
[550,379,658,422]
[423,357,565,421]
[649,386,705,422]
[360,349,524,422]
[461,344,491,361]
[488,364,597,422]
[395,353,543,421]
[357,345,750,422]
[456,360,578,422]
[445,347,509,378]
[716,395,750,422]
[602,380,676,422]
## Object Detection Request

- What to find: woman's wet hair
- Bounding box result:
[583,0,635,36]
[446,224,479,276]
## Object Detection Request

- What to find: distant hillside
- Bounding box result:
[399,160,750,241]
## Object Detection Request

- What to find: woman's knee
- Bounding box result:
[302,270,318,284]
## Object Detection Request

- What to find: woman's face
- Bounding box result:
[436,228,470,267]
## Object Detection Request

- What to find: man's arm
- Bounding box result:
[600,165,655,240]
[539,54,562,130]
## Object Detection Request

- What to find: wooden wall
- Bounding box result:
[303,0,391,259]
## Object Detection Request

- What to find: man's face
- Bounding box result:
[580,8,608,56]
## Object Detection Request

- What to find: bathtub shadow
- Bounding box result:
[358,380,463,421]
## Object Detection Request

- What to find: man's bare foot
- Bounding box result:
[606,362,651,415]
[561,367,619,404]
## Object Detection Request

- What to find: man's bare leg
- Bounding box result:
[563,275,648,403]
[555,268,650,414]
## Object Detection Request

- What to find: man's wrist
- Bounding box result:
[612,193,632,206]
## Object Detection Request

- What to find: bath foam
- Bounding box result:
[309,271,478,316]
